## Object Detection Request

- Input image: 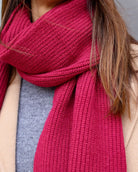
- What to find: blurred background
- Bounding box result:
[0,0,138,39]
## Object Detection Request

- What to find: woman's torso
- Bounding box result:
[0,62,138,171]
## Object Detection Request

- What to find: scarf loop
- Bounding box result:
[0,0,126,171]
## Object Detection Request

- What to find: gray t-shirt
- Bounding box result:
[16,78,55,172]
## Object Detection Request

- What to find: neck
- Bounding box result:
[31,0,64,22]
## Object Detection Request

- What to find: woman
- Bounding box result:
[0,0,138,171]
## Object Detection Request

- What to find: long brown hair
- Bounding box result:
[0,0,138,116]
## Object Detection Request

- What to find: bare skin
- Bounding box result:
[31,0,65,22]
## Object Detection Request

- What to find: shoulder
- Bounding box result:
[130,43,138,101]
[130,43,138,54]
[121,43,138,172]
[130,43,138,71]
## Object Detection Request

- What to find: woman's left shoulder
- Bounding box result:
[121,43,138,172]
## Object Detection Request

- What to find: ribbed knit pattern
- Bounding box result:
[0,0,126,171]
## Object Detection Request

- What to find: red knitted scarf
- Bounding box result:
[0,0,126,171]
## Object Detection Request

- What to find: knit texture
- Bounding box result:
[0,0,126,171]
[16,78,55,171]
